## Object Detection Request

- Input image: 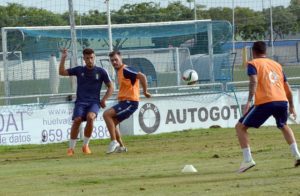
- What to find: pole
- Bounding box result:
[68,0,83,139]
[194,0,197,20]
[106,0,113,52]
[175,48,181,85]
[68,0,78,95]
[296,42,299,62]
[232,0,235,53]
[208,23,215,82]
[1,28,10,104]
[270,0,274,57]
[105,0,116,90]
[68,0,78,67]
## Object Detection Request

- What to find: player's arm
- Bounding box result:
[100,70,114,108]
[136,72,151,98]
[244,75,257,114]
[244,64,258,114]
[100,82,114,108]
[248,75,258,103]
[59,48,69,76]
[284,80,297,119]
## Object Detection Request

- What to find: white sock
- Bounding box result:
[290,143,300,159]
[83,136,90,146]
[112,140,117,144]
[69,139,77,149]
[242,147,253,162]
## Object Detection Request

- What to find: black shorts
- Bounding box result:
[112,101,139,122]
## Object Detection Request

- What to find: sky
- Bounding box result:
[0,0,290,13]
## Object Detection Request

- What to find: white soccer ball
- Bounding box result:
[182,69,198,83]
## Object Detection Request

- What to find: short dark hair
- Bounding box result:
[82,48,94,55]
[252,41,266,55]
[109,50,121,58]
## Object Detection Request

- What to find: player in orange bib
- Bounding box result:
[236,41,300,173]
[103,50,151,154]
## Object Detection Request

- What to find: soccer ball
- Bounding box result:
[182,69,198,84]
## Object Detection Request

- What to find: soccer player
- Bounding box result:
[103,50,151,154]
[59,48,113,156]
[236,41,300,172]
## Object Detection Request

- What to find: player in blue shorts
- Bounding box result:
[236,41,300,172]
[103,51,151,154]
[59,48,113,156]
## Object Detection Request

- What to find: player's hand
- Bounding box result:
[144,91,151,98]
[289,106,297,120]
[100,99,106,108]
[61,48,68,59]
[243,101,251,115]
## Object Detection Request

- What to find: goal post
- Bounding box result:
[1,19,233,104]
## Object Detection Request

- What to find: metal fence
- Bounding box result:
[0,0,300,104]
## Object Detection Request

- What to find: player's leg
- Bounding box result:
[280,125,300,166]
[103,107,118,141]
[67,103,87,156]
[82,103,99,154]
[115,125,128,153]
[84,112,96,137]
[81,112,96,154]
[103,101,138,153]
[236,122,250,149]
[103,107,120,153]
[103,115,127,152]
[235,122,255,172]
[115,125,123,146]
[68,117,82,156]
[273,102,300,167]
[113,101,138,153]
[236,104,271,172]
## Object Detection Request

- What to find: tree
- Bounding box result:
[195,4,210,20]
[186,0,194,10]
[289,0,300,31]
[234,7,267,40]
[264,6,297,40]
[1,3,67,27]
[207,7,232,22]
[160,2,193,21]
[0,3,67,52]
[78,10,106,25]
[111,2,161,24]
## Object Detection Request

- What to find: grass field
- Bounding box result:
[1,125,300,195]
[233,64,300,82]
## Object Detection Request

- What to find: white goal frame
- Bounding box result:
[2,19,214,102]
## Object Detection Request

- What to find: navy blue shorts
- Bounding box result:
[73,102,100,121]
[112,101,139,122]
[239,101,288,128]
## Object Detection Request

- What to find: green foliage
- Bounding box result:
[207,7,232,22]
[0,3,67,27]
[289,0,300,21]
[264,6,298,40]
[77,10,106,25]
[112,2,162,23]
[160,2,193,21]
[234,7,265,40]
[0,1,299,51]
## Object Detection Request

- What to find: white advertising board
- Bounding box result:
[130,90,300,135]
[1,90,299,145]
[0,102,115,145]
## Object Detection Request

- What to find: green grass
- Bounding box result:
[1,125,300,195]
